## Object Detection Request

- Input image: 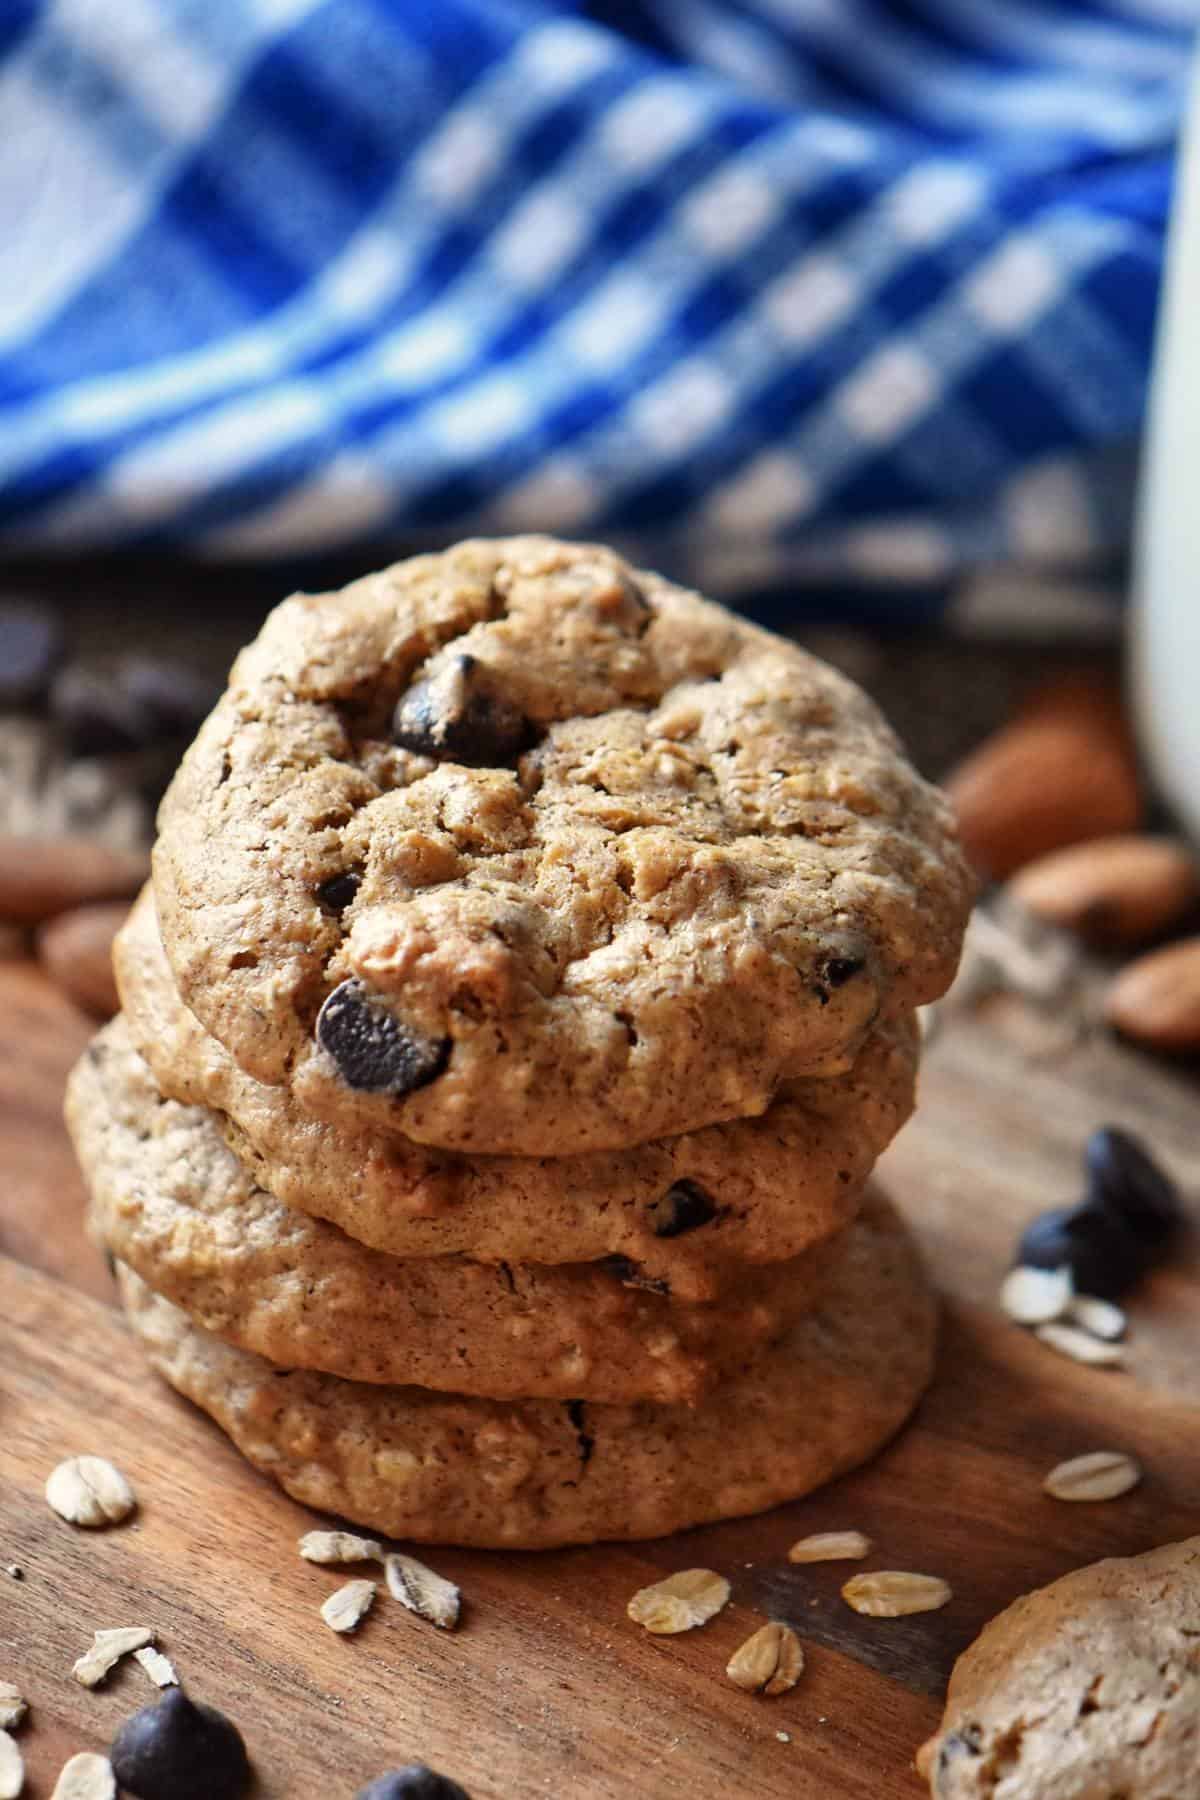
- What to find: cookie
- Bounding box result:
[152,536,970,1153]
[114,1187,936,1548]
[919,1536,1200,1799]
[69,1020,840,1405]
[117,885,917,1300]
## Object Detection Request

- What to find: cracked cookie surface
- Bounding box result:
[116,886,915,1299]
[152,536,970,1154]
[114,1186,936,1548]
[919,1536,1200,1799]
[69,1019,835,1404]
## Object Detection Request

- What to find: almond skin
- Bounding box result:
[37,900,129,1018]
[947,675,1141,880]
[1010,836,1198,945]
[1106,938,1200,1051]
[0,835,147,925]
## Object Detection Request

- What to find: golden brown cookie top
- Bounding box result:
[153,536,970,1152]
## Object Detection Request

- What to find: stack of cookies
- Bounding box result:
[66,537,971,1549]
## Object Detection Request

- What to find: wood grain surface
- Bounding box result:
[1,957,1198,1799]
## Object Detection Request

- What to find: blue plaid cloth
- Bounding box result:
[0,1,1193,600]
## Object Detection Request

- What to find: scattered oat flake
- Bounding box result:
[1035,1321,1125,1367]
[0,1686,25,1731]
[726,1622,804,1696]
[1000,1264,1071,1326]
[45,1457,135,1529]
[298,1530,382,1566]
[776,1732,791,1745]
[627,1568,731,1635]
[384,1552,461,1630]
[842,1572,952,1618]
[321,1579,377,1634]
[133,1646,178,1688]
[788,1530,872,1564]
[72,1626,154,1688]
[0,1730,21,1799]
[50,1752,116,1800]
[1044,1451,1142,1503]
[1065,1294,1126,1341]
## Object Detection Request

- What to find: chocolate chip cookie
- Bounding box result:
[113,1187,936,1548]
[118,886,917,1300]
[152,537,971,1153]
[70,1021,837,1404]
[919,1536,1200,1799]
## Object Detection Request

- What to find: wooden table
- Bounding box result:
[2,954,1198,1799]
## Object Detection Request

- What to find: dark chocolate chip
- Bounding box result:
[824,956,864,988]
[1084,1126,1181,1248]
[316,979,450,1097]
[393,654,534,766]
[648,1179,718,1238]
[1017,1200,1148,1301]
[355,1767,472,1800]
[565,1398,594,1467]
[597,1254,670,1295]
[0,599,64,707]
[111,1688,251,1800]
[316,870,362,914]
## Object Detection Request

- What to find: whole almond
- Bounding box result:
[1106,938,1200,1051]
[0,836,146,925]
[947,675,1140,879]
[1010,836,1198,945]
[37,901,128,1018]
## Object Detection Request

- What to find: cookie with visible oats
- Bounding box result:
[151,536,970,1154]
[918,1537,1200,1799]
[113,1188,936,1549]
[116,886,916,1302]
[69,1020,839,1405]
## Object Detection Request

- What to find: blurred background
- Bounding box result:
[1,3,1198,930]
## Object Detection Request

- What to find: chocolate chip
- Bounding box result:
[355,1768,471,1800]
[598,1255,670,1295]
[565,1399,594,1468]
[0,599,64,707]
[110,1688,251,1800]
[648,1180,718,1238]
[316,871,361,914]
[393,654,534,766]
[316,979,450,1096]
[1018,1200,1148,1301]
[824,956,864,988]
[1084,1126,1180,1247]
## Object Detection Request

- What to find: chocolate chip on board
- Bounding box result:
[110,1689,251,1800]
[1084,1125,1181,1247]
[1017,1201,1148,1301]
[392,655,534,766]
[354,1766,472,1799]
[316,979,451,1095]
[0,599,64,707]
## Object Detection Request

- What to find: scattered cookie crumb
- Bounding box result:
[72,1626,154,1688]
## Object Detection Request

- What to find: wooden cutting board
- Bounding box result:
[1,958,1198,1800]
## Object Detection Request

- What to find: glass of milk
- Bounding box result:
[1134,54,1200,842]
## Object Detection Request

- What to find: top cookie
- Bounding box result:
[154,537,970,1153]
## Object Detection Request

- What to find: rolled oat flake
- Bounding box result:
[0,1729,22,1800]
[627,1568,731,1634]
[50,1754,116,1800]
[842,1572,952,1618]
[46,1456,136,1528]
[1043,1450,1142,1502]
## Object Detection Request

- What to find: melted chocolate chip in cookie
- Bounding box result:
[315,870,361,915]
[648,1179,719,1238]
[317,979,450,1096]
[393,654,534,767]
